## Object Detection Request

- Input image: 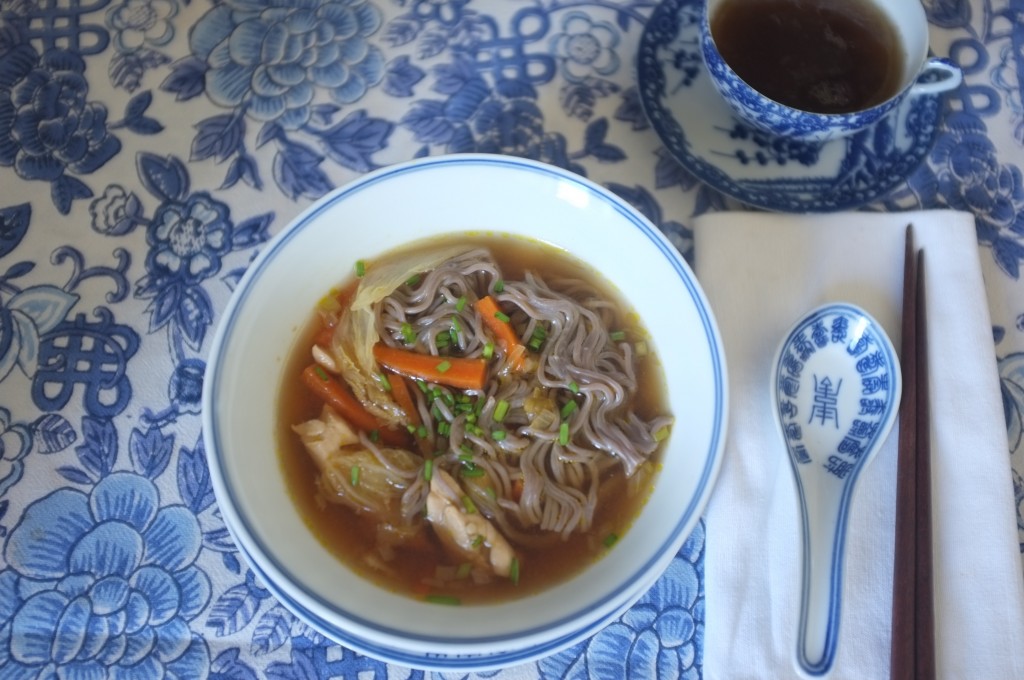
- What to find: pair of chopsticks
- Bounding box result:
[890,226,935,679]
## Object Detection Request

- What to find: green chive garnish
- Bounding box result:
[494,399,509,422]
[435,333,450,349]
[377,372,392,391]
[369,430,379,443]
[483,341,494,359]
[425,594,461,606]
[561,400,578,418]
[456,562,473,579]
[471,535,484,548]
[603,533,619,548]
[355,260,366,277]
[461,495,477,514]
[417,425,428,438]
[456,296,467,312]
[314,366,329,381]
[423,459,434,481]
[401,322,416,345]
[654,426,670,442]
[492,430,506,441]
[436,360,452,373]
[462,466,485,478]
[406,274,421,286]
[494,280,505,293]
[559,422,569,445]
[610,330,627,341]
[568,381,579,394]
[494,311,510,324]
[484,487,496,500]
[510,558,520,585]
[350,465,360,486]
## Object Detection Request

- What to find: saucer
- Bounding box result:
[637,0,944,213]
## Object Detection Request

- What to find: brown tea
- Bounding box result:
[710,0,905,114]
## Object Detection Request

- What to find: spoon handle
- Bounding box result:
[793,477,853,676]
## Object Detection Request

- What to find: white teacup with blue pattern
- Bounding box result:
[700,0,962,142]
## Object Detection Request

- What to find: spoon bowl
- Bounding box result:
[771,303,902,677]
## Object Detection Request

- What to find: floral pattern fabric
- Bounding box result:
[0,0,1021,678]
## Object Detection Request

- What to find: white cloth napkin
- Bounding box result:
[694,210,1024,679]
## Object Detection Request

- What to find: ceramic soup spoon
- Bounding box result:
[771,303,902,677]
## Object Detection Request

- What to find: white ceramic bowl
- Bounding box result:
[202,154,728,671]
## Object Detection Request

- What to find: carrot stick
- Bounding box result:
[301,364,408,447]
[475,296,525,370]
[373,344,487,390]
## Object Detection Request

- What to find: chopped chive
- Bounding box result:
[484,486,496,500]
[568,381,579,393]
[355,260,366,277]
[350,465,360,487]
[483,341,494,359]
[406,274,421,286]
[558,422,569,445]
[603,533,619,548]
[435,333,451,349]
[442,391,455,407]
[436,360,452,373]
[610,330,627,341]
[376,372,392,391]
[494,311,511,324]
[407,424,417,434]
[509,558,520,585]
[461,495,477,514]
[494,280,505,293]
[417,425,428,438]
[456,296,467,312]
[492,429,506,441]
[461,466,485,478]
[369,430,380,443]
[425,594,461,606]
[423,459,433,481]
[456,562,473,579]
[449,328,458,346]
[314,366,329,381]
[561,400,578,418]
[437,421,451,437]
[471,535,484,548]
[458,449,473,461]
[401,322,416,345]
[416,379,429,393]
[451,317,462,334]
[654,426,670,442]
[494,399,510,422]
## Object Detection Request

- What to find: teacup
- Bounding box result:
[699,0,963,142]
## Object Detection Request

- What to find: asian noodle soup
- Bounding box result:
[277,234,672,604]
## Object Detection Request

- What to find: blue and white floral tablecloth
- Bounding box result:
[0,0,1022,678]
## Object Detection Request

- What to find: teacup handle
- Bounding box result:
[909,57,963,96]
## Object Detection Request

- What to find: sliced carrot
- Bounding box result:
[386,370,434,456]
[474,296,525,370]
[301,364,408,447]
[313,325,334,349]
[373,344,487,391]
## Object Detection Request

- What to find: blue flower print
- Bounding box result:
[0,407,30,497]
[107,0,177,52]
[0,47,120,198]
[549,12,620,84]
[189,0,386,130]
[931,111,1024,276]
[0,472,211,678]
[90,184,145,236]
[145,192,232,286]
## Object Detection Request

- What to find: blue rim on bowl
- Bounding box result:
[202,154,728,670]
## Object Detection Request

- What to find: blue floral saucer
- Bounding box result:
[638,0,945,213]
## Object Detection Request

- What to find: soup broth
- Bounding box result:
[277,234,670,604]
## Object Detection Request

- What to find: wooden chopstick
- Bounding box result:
[891,226,935,679]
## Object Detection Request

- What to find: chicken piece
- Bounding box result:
[293,405,419,518]
[425,469,516,578]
